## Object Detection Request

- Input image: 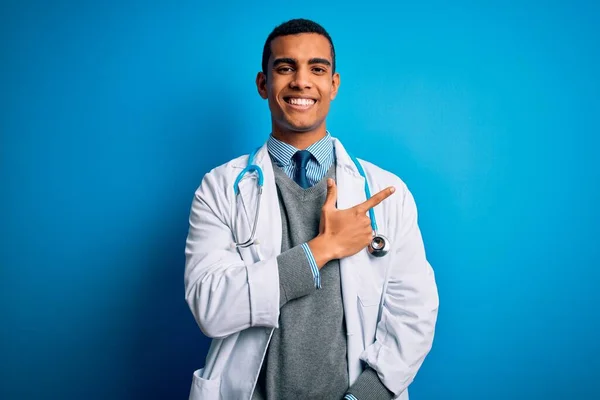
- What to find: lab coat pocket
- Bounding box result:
[354,251,387,307]
[357,289,380,307]
[357,293,379,348]
[189,368,221,400]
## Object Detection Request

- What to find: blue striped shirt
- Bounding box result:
[267,132,335,187]
[267,132,335,290]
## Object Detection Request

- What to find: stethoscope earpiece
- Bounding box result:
[368,234,390,257]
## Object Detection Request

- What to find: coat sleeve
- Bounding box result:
[359,183,439,397]
[184,169,280,339]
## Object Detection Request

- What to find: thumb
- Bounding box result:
[323,178,337,209]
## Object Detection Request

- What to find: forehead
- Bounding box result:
[269,33,332,62]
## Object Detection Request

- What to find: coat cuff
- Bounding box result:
[346,367,394,400]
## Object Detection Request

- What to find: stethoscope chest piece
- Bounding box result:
[368,234,390,257]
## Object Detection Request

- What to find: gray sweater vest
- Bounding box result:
[252,161,348,399]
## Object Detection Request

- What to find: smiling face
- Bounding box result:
[256,33,340,148]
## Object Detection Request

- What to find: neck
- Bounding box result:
[271,125,327,150]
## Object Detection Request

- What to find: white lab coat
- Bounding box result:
[184,138,439,400]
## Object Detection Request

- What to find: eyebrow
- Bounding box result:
[272,57,332,68]
[309,58,332,67]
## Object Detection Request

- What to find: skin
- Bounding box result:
[256,32,395,265]
[256,33,339,149]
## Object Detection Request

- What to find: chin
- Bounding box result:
[288,125,317,133]
[284,119,320,132]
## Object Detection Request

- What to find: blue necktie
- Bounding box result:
[293,150,312,189]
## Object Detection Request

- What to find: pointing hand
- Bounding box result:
[308,178,395,268]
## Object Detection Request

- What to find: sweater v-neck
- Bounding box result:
[271,158,336,200]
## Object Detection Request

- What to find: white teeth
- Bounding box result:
[288,98,315,106]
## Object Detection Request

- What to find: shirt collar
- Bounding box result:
[267,132,333,167]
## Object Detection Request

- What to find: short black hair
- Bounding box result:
[262,18,336,76]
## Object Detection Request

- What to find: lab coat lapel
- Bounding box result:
[333,138,371,382]
[236,143,282,261]
[334,137,369,267]
[334,139,367,211]
[335,155,364,304]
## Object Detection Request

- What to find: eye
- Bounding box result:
[277,66,294,73]
[312,66,327,74]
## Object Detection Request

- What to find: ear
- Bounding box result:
[330,72,341,100]
[256,72,268,99]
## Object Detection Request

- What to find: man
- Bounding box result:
[184,18,439,400]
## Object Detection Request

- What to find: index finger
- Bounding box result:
[355,186,396,213]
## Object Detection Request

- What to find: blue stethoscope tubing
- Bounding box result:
[233,147,390,257]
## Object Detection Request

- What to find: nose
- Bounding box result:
[290,67,312,90]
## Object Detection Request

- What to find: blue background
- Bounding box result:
[1,1,599,399]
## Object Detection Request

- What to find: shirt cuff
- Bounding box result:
[300,242,321,289]
[344,395,359,400]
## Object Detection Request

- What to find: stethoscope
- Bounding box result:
[233,147,390,257]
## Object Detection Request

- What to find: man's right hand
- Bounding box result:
[308,178,395,268]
